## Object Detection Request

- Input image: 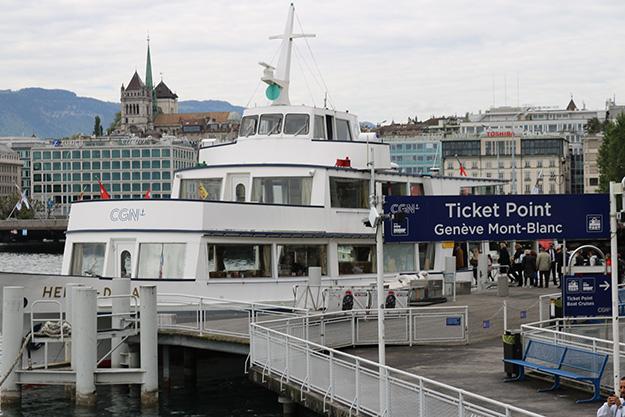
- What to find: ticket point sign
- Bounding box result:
[562,275,612,317]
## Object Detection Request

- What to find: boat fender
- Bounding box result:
[342,290,354,311]
[385,291,396,309]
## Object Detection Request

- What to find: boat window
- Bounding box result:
[313,115,326,139]
[71,243,105,276]
[235,183,246,202]
[180,179,222,200]
[137,243,186,279]
[240,116,258,137]
[120,250,131,278]
[326,115,334,140]
[418,242,436,270]
[330,177,369,208]
[208,244,272,278]
[383,243,415,273]
[380,181,407,196]
[251,177,312,205]
[410,184,424,196]
[258,114,283,135]
[284,114,309,135]
[338,244,376,275]
[336,119,352,141]
[278,244,327,276]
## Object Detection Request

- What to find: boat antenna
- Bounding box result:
[261,4,315,106]
[295,11,335,110]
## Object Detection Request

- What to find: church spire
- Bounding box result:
[146,35,158,120]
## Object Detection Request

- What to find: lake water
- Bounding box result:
[0,248,315,416]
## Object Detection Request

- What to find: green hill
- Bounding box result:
[0,88,245,139]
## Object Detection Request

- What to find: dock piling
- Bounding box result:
[140,285,158,405]
[74,287,97,406]
[1,286,24,406]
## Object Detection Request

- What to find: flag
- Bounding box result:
[14,182,30,210]
[455,156,468,177]
[144,187,151,199]
[78,186,87,201]
[97,178,111,199]
[532,170,543,194]
[198,182,208,200]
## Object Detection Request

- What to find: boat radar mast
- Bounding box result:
[260,3,315,106]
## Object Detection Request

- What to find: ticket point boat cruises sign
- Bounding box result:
[562,275,612,317]
[384,194,609,243]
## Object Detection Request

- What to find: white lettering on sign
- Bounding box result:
[443,202,553,219]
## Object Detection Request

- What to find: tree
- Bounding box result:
[586,116,608,134]
[106,112,121,135]
[93,115,104,136]
[0,191,43,220]
[597,113,625,193]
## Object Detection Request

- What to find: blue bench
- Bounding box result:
[503,339,608,403]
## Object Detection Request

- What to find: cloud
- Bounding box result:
[1,0,625,124]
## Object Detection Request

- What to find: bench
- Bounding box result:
[503,339,608,403]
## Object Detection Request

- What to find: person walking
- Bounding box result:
[555,247,563,288]
[536,246,551,288]
[498,242,511,282]
[548,243,557,286]
[470,248,479,285]
[511,243,524,286]
[454,243,464,270]
[521,249,536,287]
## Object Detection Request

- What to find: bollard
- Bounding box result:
[65,283,84,399]
[74,287,97,406]
[497,274,509,297]
[140,285,158,405]
[1,287,24,406]
[111,278,131,369]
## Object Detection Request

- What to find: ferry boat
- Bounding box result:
[8,5,503,309]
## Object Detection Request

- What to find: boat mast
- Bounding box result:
[260,3,315,106]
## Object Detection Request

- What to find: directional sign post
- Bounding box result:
[562,274,612,317]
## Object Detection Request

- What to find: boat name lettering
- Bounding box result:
[444,202,552,219]
[42,286,112,298]
[389,203,420,214]
[110,208,146,221]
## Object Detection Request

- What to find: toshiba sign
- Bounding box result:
[486,131,515,137]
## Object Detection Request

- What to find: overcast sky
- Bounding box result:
[3,0,625,124]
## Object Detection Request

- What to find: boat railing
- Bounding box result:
[249,307,542,417]
[154,293,310,339]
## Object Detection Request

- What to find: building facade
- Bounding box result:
[0,144,22,197]
[442,133,569,195]
[30,136,197,216]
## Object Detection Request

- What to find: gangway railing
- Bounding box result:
[250,311,542,417]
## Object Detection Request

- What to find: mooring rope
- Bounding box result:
[0,333,32,387]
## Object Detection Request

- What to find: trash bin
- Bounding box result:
[503,330,523,377]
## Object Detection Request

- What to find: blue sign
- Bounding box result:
[562,275,612,317]
[384,194,609,242]
[52,139,60,147]
[446,317,461,326]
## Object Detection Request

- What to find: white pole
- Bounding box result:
[610,181,621,392]
[74,287,97,406]
[111,278,131,369]
[140,285,158,405]
[1,287,24,406]
[503,299,508,332]
[375,182,385,367]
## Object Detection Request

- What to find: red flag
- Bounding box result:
[98,179,111,199]
[144,187,151,199]
[456,156,468,177]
